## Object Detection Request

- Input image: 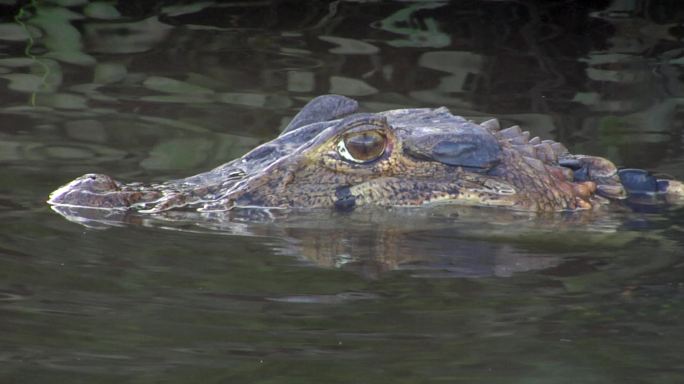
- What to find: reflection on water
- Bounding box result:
[50,203,682,279]
[2,1,684,383]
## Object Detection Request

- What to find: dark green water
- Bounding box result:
[2,1,684,383]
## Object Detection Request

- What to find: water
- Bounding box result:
[2,1,684,382]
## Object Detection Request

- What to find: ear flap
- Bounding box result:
[429,136,501,169]
[404,130,502,170]
[281,94,358,135]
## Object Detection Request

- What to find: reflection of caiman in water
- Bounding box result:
[49,95,683,214]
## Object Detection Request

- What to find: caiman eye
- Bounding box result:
[337,130,386,163]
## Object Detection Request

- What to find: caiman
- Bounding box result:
[48,95,684,214]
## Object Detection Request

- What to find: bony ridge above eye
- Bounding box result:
[337,130,386,163]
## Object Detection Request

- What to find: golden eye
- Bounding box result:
[337,131,386,163]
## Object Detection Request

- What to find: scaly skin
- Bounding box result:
[48,95,684,214]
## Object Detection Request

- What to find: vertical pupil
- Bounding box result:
[344,131,385,161]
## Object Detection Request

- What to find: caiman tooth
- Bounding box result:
[534,143,557,163]
[528,136,541,145]
[499,125,522,139]
[480,118,500,132]
[523,156,546,172]
[513,144,536,157]
[550,142,569,157]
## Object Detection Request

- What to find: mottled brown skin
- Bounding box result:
[48,95,683,214]
[224,128,577,210]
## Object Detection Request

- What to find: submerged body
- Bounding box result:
[48,95,684,214]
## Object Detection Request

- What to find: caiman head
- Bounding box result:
[48,95,684,213]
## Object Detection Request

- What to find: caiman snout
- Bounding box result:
[48,173,157,209]
[48,174,119,205]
